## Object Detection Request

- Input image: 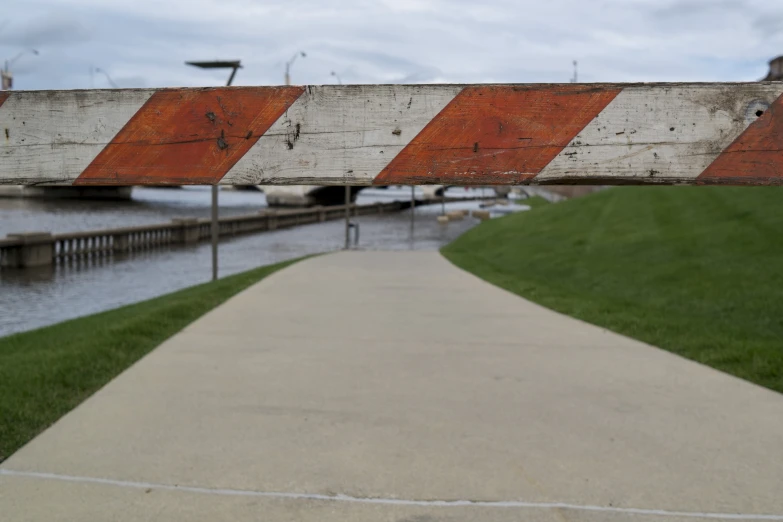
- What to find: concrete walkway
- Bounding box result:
[2,251,783,521]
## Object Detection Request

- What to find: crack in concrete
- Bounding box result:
[1,469,781,520]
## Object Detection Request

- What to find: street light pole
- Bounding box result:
[94,67,119,88]
[2,49,38,91]
[185,60,242,281]
[331,71,342,85]
[4,49,38,72]
[285,51,306,85]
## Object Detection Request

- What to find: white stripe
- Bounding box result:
[221,85,462,186]
[0,90,154,185]
[536,84,783,183]
[2,469,781,520]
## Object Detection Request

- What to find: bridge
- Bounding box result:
[261,184,431,206]
[0,184,133,200]
[0,183,460,205]
[259,184,483,206]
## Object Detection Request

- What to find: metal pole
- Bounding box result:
[285,52,305,86]
[344,185,350,249]
[410,185,415,227]
[210,65,239,281]
[227,67,239,87]
[211,184,218,280]
[185,60,241,282]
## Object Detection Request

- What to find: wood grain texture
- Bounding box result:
[75,87,304,185]
[698,91,783,184]
[0,90,154,185]
[535,84,783,184]
[374,85,620,185]
[221,85,461,185]
[2,84,783,186]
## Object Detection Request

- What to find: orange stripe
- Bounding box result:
[75,87,304,185]
[374,85,620,185]
[698,94,783,184]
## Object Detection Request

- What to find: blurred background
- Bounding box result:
[3,0,783,90]
[2,0,783,337]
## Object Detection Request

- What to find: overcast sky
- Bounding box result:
[1,0,782,90]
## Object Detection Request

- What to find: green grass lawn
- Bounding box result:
[0,258,303,462]
[443,186,783,394]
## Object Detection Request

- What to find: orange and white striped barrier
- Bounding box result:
[1,83,781,186]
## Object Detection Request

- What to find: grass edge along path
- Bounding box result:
[0,256,307,462]
[442,187,783,395]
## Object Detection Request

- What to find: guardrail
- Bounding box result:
[0,196,481,269]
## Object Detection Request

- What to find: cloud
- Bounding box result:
[0,14,91,47]
[754,14,783,39]
[1,0,782,91]
[652,0,739,20]
[391,66,444,84]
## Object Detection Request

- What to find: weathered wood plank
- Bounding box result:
[1,84,782,186]
[223,85,462,186]
[0,90,154,185]
[75,87,303,185]
[536,84,783,185]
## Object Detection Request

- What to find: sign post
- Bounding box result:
[185,60,243,281]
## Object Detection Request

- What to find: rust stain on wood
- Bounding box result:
[74,87,304,185]
[373,85,620,185]
[698,93,783,183]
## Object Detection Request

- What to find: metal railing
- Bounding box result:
[1,196,490,269]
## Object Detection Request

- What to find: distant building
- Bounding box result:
[762,56,783,81]
[0,70,11,91]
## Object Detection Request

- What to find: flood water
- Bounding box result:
[0,186,504,337]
